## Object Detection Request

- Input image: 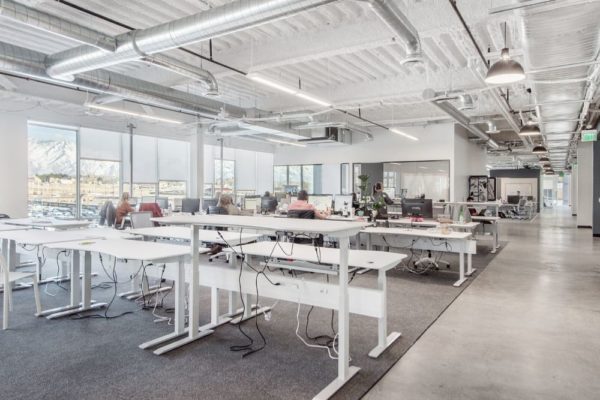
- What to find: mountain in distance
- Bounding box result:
[28,137,119,177]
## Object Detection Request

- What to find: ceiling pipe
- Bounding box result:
[358,0,423,64]
[0,0,116,52]
[424,89,499,149]
[0,41,242,119]
[0,0,220,94]
[45,0,335,80]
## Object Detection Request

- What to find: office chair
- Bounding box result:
[1,253,42,330]
[287,210,324,245]
[0,214,9,219]
[130,211,154,229]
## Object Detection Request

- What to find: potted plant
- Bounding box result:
[357,174,369,215]
[371,196,385,221]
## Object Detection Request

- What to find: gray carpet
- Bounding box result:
[1,242,502,400]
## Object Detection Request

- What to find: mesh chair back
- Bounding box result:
[287,209,315,219]
[130,211,154,229]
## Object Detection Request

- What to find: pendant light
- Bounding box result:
[532,145,548,154]
[485,23,525,85]
[519,89,541,136]
[539,156,550,162]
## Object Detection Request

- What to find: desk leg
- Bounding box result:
[465,250,476,276]
[0,239,31,293]
[153,226,213,355]
[368,270,401,358]
[314,236,359,400]
[46,251,107,319]
[366,233,372,251]
[140,259,189,349]
[492,223,500,253]
[453,252,468,287]
[230,255,271,325]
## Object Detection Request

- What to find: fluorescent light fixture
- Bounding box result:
[390,128,419,141]
[295,92,331,107]
[86,103,183,124]
[248,73,332,108]
[486,164,493,169]
[248,75,297,95]
[266,138,307,148]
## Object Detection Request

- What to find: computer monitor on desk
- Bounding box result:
[156,197,168,209]
[141,196,155,204]
[334,195,353,213]
[402,198,433,218]
[244,196,261,211]
[507,195,520,204]
[181,198,200,215]
[261,197,278,213]
[202,198,218,212]
[309,195,333,211]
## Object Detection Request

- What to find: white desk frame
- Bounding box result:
[471,216,501,253]
[153,215,369,400]
[362,227,477,287]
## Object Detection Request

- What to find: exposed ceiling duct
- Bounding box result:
[0,0,219,94]
[358,0,423,64]
[0,41,242,119]
[44,0,335,80]
[0,0,116,52]
[519,1,600,169]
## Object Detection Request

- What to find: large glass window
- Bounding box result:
[273,166,287,193]
[340,163,351,194]
[288,165,301,190]
[159,181,187,206]
[215,159,235,196]
[27,123,77,218]
[383,160,450,201]
[80,160,120,220]
[273,164,322,194]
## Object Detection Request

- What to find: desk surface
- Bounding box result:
[228,241,405,271]
[153,215,370,237]
[0,224,29,232]
[0,227,137,245]
[471,216,501,222]
[434,201,501,207]
[363,226,473,240]
[389,218,480,229]
[4,218,91,229]
[44,238,199,261]
[130,226,262,244]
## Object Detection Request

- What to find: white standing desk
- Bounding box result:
[0,225,31,291]
[153,214,369,400]
[362,227,477,287]
[435,201,502,217]
[471,216,501,253]
[44,239,199,337]
[224,241,405,358]
[4,218,91,230]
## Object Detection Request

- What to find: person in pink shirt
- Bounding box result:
[288,190,330,219]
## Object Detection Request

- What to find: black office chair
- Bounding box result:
[287,210,323,245]
[0,214,10,219]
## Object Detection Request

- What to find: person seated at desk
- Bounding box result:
[261,191,278,213]
[288,190,329,219]
[115,192,134,226]
[372,182,394,219]
[217,194,240,215]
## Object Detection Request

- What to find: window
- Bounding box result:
[273,164,322,194]
[273,166,287,193]
[28,123,77,218]
[383,160,450,201]
[159,181,187,207]
[353,164,362,195]
[340,163,351,194]
[214,159,235,195]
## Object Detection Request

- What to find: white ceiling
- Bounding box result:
[0,0,598,171]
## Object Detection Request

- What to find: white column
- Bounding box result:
[190,124,205,199]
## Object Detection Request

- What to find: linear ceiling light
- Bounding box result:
[485,23,525,85]
[248,74,331,107]
[86,103,183,124]
[390,128,419,141]
[266,138,307,147]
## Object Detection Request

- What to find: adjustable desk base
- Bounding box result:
[313,366,360,400]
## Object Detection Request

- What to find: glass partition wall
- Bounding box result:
[382,160,450,201]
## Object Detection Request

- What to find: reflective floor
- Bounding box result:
[365,206,600,400]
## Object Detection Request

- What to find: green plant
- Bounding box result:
[372,196,385,211]
[357,174,369,206]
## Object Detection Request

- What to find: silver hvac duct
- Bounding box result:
[428,97,499,149]
[45,0,335,80]
[0,0,116,52]
[0,0,219,94]
[0,41,243,119]
[359,0,422,63]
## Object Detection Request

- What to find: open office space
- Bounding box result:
[0,1,599,399]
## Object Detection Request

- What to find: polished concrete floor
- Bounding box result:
[365,206,600,400]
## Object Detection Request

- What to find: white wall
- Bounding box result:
[571,167,578,215]
[577,142,593,227]
[321,164,340,194]
[0,115,28,217]
[452,125,488,201]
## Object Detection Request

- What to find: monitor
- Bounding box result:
[334,195,353,213]
[202,198,218,211]
[244,196,261,211]
[141,196,155,204]
[129,197,138,206]
[156,197,169,209]
[309,195,333,212]
[181,198,200,214]
[261,197,278,213]
[173,198,182,212]
[402,198,433,218]
[507,195,520,204]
